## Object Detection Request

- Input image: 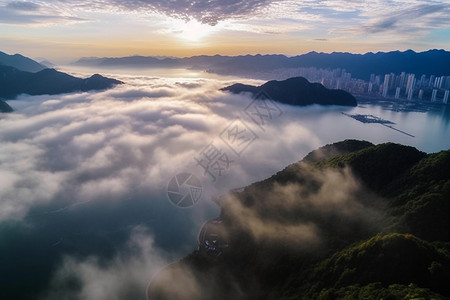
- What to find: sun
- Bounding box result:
[171,19,217,43]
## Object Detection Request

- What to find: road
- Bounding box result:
[197,218,229,257]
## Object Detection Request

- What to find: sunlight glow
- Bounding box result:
[171,19,217,43]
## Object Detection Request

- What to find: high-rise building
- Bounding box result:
[407,84,414,100]
[382,74,390,97]
[406,74,415,95]
[399,72,406,88]
[429,75,435,87]
[439,76,446,89]
[419,74,426,87]
[434,77,441,88]
[431,89,438,102]
[418,89,424,100]
[389,72,396,90]
[446,77,450,90]
[444,90,449,104]
[375,75,381,85]
[368,82,373,93]
[395,87,401,99]
[406,76,415,101]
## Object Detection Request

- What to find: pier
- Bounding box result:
[342,112,415,138]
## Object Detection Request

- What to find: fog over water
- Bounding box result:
[1,67,449,299]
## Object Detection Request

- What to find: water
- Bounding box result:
[281,102,450,155]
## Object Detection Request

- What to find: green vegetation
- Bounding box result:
[313,283,448,300]
[298,234,450,298]
[150,140,450,300]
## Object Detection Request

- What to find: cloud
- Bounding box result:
[220,165,385,250]
[323,1,450,39]
[141,164,386,299]
[104,0,280,26]
[0,75,315,223]
[0,81,208,220]
[6,1,40,11]
[361,3,450,34]
[1,0,448,43]
[109,87,175,99]
[0,72,385,299]
[0,1,88,25]
[42,226,171,300]
[146,261,205,300]
[0,11,86,25]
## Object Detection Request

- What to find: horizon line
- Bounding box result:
[70,48,449,60]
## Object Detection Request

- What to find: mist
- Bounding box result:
[0,71,331,299]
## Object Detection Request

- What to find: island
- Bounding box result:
[221,76,357,106]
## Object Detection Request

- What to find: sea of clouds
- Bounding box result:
[4,68,444,299]
[1,71,331,299]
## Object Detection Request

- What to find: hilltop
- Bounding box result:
[149,140,450,300]
[0,65,122,100]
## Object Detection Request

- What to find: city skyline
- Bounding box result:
[1,0,450,63]
[326,70,450,103]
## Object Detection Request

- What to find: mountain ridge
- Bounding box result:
[0,51,46,72]
[72,49,450,80]
[148,140,450,300]
[0,65,122,100]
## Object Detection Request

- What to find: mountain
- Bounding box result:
[0,51,46,72]
[0,65,122,100]
[73,50,450,80]
[39,60,55,68]
[148,140,450,300]
[222,77,357,106]
[0,100,13,113]
[74,55,181,68]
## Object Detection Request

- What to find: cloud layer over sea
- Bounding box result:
[0,71,328,299]
[0,73,321,222]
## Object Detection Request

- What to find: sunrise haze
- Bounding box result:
[1,0,449,62]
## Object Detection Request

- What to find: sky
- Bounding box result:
[0,0,450,62]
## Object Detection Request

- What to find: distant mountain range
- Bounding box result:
[73,49,450,80]
[149,140,450,299]
[0,51,122,100]
[222,77,357,106]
